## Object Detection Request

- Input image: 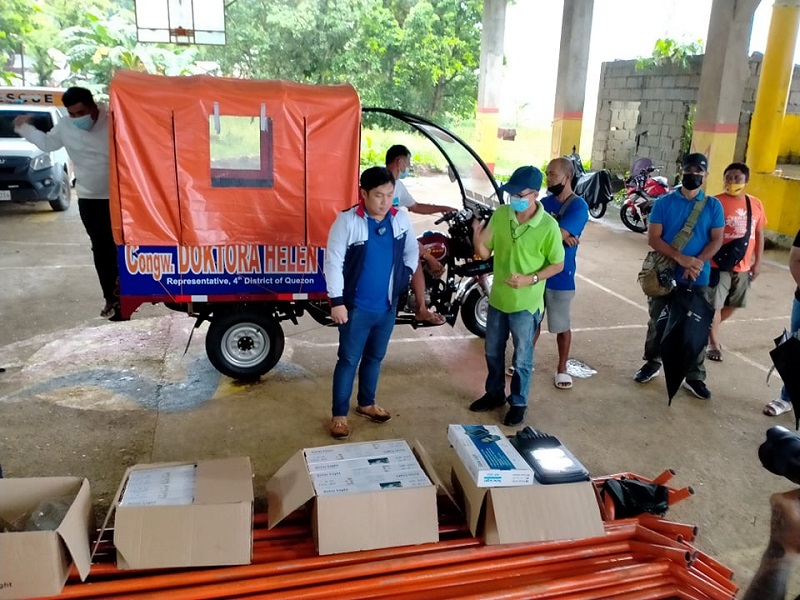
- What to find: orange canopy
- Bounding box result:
[109,71,361,247]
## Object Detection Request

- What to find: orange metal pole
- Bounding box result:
[669,562,736,600]
[652,469,676,485]
[637,514,698,541]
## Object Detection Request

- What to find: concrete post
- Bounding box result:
[476,0,506,174]
[692,0,761,193]
[747,0,800,174]
[550,0,594,159]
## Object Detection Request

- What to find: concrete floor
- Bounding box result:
[1,179,798,595]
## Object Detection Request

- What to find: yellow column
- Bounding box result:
[551,111,583,158]
[747,0,800,173]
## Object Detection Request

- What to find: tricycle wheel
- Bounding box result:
[461,285,489,338]
[205,310,285,380]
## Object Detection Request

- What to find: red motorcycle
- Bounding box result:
[620,158,670,233]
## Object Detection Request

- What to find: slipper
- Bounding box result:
[355,404,392,423]
[706,347,722,362]
[763,398,793,417]
[413,312,446,328]
[554,372,573,390]
[329,417,351,440]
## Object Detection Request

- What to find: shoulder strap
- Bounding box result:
[556,193,578,221]
[743,195,752,240]
[671,193,708,252]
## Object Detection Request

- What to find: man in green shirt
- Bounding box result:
[470,166,565,425]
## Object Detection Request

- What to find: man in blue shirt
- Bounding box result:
[324,166,418,439]
[538,157,590,390]
[633,153,725,399]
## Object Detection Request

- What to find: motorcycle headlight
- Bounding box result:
[30,153,52,171]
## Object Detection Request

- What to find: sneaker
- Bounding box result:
[683,379,711,400]
[634,361,661,383]
[503,405,527,426]
[469,393,506,412]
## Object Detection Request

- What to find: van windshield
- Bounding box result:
[0,110,54,138]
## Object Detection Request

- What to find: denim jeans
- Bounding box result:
[780,298,800,402]
[484,305,542,407]
[332,306,396,417]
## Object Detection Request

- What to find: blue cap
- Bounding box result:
[498,166,543,196]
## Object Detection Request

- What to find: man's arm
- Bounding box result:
[408,202,453,215]
[752,224,766,280]
[13,117,65,153]
[743,489,800,600]
[648,223,704,280]
[323,216,349,324]
[472,219,492,260]
[789,245,800,289]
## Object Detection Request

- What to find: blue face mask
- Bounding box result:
[399,167,410,180]
[510,196,529,212]
[72,114,94,131]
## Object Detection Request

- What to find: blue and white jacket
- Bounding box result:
[324,203,418,309]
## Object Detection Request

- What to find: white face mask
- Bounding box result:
[72,114,94,131]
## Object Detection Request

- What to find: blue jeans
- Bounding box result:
[780,298,800,402]
[332,307,396,417]
[484,305,542,407]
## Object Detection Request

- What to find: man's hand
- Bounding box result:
[769,489,800,554]
[564,235,580,248]
[676,254,703,281]
[330,305,348,325]
[505,273,533,289]
[422,254,445,278]
[12,114,33,128]
[750,261,762,281]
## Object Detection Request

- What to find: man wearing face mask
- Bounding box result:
[470,166,564,426]
[705,163,766,362]
[385,144,453,326]
[633,153,724,399]
[537,157,589,390]
[13,87,119,320]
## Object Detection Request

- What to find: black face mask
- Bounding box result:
[682,173,703,191]
[547,183,565,196]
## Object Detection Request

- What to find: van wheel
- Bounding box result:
[205,310,285,381]
[461,286,489,338]
[49,171,71,212]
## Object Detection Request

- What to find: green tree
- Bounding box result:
[0,0,39,84]
[636,38,704,71]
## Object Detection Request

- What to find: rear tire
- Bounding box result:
[589,202,607,219]
[49,170,71,212]
[205,309,285,380]
[620,202,648,233]
[461,285,489,338]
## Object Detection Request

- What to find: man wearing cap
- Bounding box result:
[633,153,724,400]
[470,166,565,426]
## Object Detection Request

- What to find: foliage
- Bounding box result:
[0,0,39,84]
[681,104,696,162]
[636,38,704,71]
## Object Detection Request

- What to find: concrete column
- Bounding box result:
[692,0,761,193]
[550,0,594,158]
[476,0,506,174]
[747,0,800,174]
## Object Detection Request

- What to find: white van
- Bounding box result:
[0,88,73,211]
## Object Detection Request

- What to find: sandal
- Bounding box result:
[763,398,793,417]
[554,372,573,390]
[355,404,392,423]
[706,347,723,362]
[100,301,117,318]
[413,311,446,328]
[329,417,351,440]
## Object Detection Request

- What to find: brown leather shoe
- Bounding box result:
[329,417,350,440]
[355,404,392,423]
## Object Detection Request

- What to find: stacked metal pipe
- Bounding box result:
[43,473,736,600]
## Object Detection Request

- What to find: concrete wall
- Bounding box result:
[590,54,800,177]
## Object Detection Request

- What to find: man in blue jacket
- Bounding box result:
[324,166,418,439]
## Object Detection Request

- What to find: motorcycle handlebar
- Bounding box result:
[434,210,458,225]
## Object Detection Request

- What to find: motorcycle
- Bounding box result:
[564,149,614,219]
[619,158,670,233]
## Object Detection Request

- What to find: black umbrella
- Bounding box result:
[656,287,714,404]
[769,330,800,429]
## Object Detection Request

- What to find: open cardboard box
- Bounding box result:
[451,450,604,545]
[266,440,446,555]
[0,477,92,600]
[100,456,254,570]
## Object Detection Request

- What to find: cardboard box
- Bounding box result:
[448,424,534,487]
[0,477,92,600]
[266,440,441,555]
[451,450,604,545]
[109,457,253,570]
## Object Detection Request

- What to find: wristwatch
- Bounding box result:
[531,273,540,285]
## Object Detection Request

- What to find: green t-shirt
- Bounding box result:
[485,203,565,314]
